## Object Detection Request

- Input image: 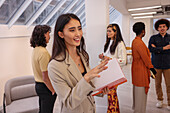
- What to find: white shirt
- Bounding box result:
[104,40,127,67]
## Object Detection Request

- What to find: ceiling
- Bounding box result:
[110,0,170,19]
[0,0,86,28]
[0,0,119,28]
[1,0,169,28]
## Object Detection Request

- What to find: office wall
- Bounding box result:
[0,25,33,38]
[85,0,109,68]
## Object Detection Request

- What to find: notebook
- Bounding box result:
[92,58,127,96]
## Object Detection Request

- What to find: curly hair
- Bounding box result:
[30,25,51,48]
[155,19,169,31]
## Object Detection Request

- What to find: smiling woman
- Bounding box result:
[58,18,83,49]
[48,13,111,113]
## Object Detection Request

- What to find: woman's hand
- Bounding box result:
[99,54,111,61]
[102,87,110,95]
[84,57,111,83]
[99,53,104,59]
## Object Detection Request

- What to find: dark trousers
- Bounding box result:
[35,82,57,113]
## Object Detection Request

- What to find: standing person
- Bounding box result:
[30,25,57,113]
[48,13,110,113]
[148,19,170,110]
[131,22,154,113]
[99,24,127,113]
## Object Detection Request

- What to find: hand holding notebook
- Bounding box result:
[91,58,127,96]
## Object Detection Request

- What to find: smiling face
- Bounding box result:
[58,18,83,49]
[158,24,168,35]
[107,26,116,40]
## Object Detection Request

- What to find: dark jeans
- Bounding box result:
[35,82,57,113]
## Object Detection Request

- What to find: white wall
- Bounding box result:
[121,15,131,47]
[85,0,109,68]
[0,25,33,38]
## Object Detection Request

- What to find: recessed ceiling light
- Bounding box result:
[128,6,161,11]
[133,16,153,19]
[131,12,157,16]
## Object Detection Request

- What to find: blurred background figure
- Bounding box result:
[30,25,56,113]
[131,22,154,113]
[148,19,170,110]
[99,23,127,113]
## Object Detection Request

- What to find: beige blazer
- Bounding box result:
[48,52,96,113]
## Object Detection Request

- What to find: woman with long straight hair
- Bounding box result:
[48,13,110,113]
[99,24,127,113]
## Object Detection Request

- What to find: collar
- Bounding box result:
[158,33,168,37]
[65,49,82,65]
[65,50,89,82]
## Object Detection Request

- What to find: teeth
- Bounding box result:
[74,39,80,41]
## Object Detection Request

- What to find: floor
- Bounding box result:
[54,64,170,113]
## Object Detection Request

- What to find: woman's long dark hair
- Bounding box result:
[104,24,125,54]
[30,25,51,48]
[52,13,89,65]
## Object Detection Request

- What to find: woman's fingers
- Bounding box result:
[97,57,110,68]
[97,66,108,73]
[84,57,111,82]
[84,73,101,82]
[103,88,107,94]
[102,87,110,95]
[96,57,111,73]
[99,53,104,59]
[106,87,110,93]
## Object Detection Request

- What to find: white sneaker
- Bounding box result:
[156,100,163,108]
[167,106,170,110]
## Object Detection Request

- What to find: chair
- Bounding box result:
[3,76,39,113]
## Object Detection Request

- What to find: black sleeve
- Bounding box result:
[148,36,163,53]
